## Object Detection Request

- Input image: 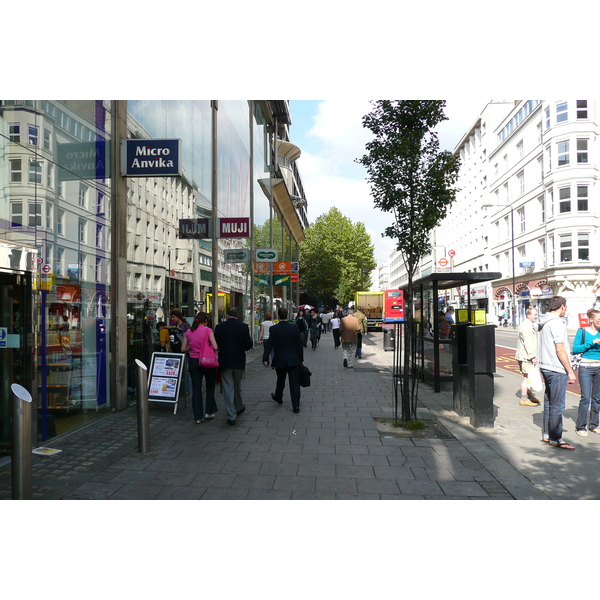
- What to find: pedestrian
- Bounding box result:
[340,308,361,368]
[155,321,171,351]
[515,306,540,406]
[214,307,253,426]
[258,311,275,366]
[331,310,342,349]
[295,309,308,347]
[170,308,190,333]
[181,312,219,424]
[573,308,600,437]
[263,307,304,413]
[438,311,451,339]
[354,306,368,359]
[537,295,577,449]
[320,310,331,333]
[444,306,455,324]
[309,309,322,350]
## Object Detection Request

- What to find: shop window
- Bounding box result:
[557,140,569,166]
[578,232,590,261]
[577,139,588,163]
[28,160,42,184]
[9,124,20,143]
[577,186,588,211]
[9,158,22,183]
[577,100,588,119]
[559,187,571,213]
[10,201,23,227]
[556,102,568,123]
[560,233,572,262]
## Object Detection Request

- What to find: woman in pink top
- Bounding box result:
[182,312,219,424]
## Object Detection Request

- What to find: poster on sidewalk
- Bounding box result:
[148,352,186,403]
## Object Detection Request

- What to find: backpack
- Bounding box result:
[168,327,185,353]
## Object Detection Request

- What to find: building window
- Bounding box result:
[538,156,544,180]
[577,100,588,119]
[78,183,88,208]
[47,203,53,231]
[548,188,554,218]
[9,158,22,183]
[503,183,509,202]
[28,202,42,227]
[28,160,42,184]
[545,108,551,129]
[549,235,555,265]
[577,139,588,163]
[518,172,525,195]
[503,154,508,171]
[494,163,498,176]
[10,201,23,227]
[57,209,65,235]
[56,247,64,277]
[559,187,571,213]
[43,128,51,151]
[556,102,568,123]
[517,141,524,158]
[96,224,104,248]
[578,232,590,261]
[9,124,20,143]
[537,122,542,142]
[28,125,39,145]
[47,162,53,188]
[539,195,545,222]
[539,239,546,269]
[78,219,86,243]
[557,141,569,166]
[518,208,525,233]
[560,233,572,262]
[577,185,589,211]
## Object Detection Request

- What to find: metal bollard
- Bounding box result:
[135,359,150,453]
[11,384,33,500]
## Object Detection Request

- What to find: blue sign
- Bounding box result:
[519,261,535,268]
[121,139,182,177]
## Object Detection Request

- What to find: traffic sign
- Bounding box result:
[438,257,449,268]
[448,250,456,258]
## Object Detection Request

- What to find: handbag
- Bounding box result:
[528,364,544,394]
[570,328,586,371]
[299,364,312,387]
[198,328,219,368]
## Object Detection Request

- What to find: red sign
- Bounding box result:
[438,258,449,268]
[290,273,299,282]
[273,262,292,274]
[218,217,249,238]
[448,250,456,258]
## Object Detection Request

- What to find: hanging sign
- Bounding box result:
[255,249,279,262]
[218,217,250,238]
[121,139,182,177]
[224,249,250,263]
[254,262,270,273]
[179,218,212,239]
[273,274,291,287]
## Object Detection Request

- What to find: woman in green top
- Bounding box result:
[573,308,600,436]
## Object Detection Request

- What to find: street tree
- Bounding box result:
[357,100,460,422]
[299,207,375,307]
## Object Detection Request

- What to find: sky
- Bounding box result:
[289,99,489,275]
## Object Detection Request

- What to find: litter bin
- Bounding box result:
[466,325,496,428]
[383,326,395,351]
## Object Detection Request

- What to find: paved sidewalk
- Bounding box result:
[1,329,599,500]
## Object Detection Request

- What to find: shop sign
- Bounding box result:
[179,218,212,239]
[57,141,110,181]
[254,273,270,286]
[273,262,292,274]
[218,218,250,238]
[121,139,182,177]
[520,261,535,268]
[254,262,270,273]
[255,249,278,262]
[224,249,250,263]
[273,274,290,287]
[290,273,299,282]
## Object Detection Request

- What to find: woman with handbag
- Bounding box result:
[572,308,600,437]
[181,312,219,424]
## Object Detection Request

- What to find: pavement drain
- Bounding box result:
[373,417,455,440]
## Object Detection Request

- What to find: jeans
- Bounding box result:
[540,368,568,442]
[220,368,244,420]
[355,332,362,357]
[188,358,217,420]
[342,342,357,368]
[576,363,600,431]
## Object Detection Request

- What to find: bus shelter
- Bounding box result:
[404,272,501,392]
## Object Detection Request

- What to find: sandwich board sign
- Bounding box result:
[147,352,186,414]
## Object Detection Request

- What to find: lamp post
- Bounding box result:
[482,203,516,328]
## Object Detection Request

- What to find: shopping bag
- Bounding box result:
[528,364,544,394]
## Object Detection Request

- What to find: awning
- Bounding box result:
[258,177,305,244]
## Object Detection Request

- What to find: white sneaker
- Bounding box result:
[204,413,216,420]
[576,429,588,437]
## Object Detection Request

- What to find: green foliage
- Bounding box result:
[357,100,460,279]
[392,420,426,430]
[299,207,376,306]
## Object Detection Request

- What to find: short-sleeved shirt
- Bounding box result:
[159,327,171,351]
[538,314,570,373]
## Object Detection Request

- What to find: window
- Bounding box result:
[96,192,105,215]
[518,208,525,233]
[517,141,524,158]
[518,172,525,195]
[43,129,51,151]
[537,122,542,142]
[96,224,104,248]
[577,185,588,211]
[549,235,555,265]
[9,124,20,143]
[560,234,572,262]
[57,209,65,235]
[28,202,42,227]
[539,239,546,268]
[548,188,554,218]
[56,247,64,277]
[577,100,588,119]
[78,219,86,243]
[46,203,53,230]
[503,154,508,171]
[557,140,569,166]
[578,233,590,261]
[503,183,509,202]
[28,125,39,145]
[494,163,498,176]
[577,139,588,163]
[9,158,22,183]
[559,187,571,213]
[78,183,88,208]
[545,108,550,129]
[28,160,42,184]
[556,102,568,123]
[10,201,23,227]
[539,195,546,222]
[538,156,544,180]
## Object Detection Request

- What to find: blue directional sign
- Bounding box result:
[0,328,7,348]
[121,139,182,177]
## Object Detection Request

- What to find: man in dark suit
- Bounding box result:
[214,307,253,425]
[263,307,304,413]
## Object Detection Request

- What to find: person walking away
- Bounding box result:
[340,309,361,368]
[354,307,367,359]
[515,306,540,406]
[181,312,219,424]
[263,307,304,413]
[572,308,600,437]
[259,312,275,366]
[537,296,577,449]
[309,309,322,350]
[295,309,308,347]
[155,321,171,352]
[214,307,253,425]
[331,311,342,349]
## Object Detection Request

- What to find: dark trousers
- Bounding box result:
[188,358,217,420]
[332,328,340,348]
[274,365,301,409]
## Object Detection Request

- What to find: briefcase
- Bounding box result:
[299,365,312,387]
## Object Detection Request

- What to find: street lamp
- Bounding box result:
[482,203,516,328]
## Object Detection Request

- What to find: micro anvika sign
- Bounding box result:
[121,139,182,177]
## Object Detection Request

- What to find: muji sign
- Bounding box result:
[218,218,250,238]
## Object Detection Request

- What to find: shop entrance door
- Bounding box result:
[0,271,35,454]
